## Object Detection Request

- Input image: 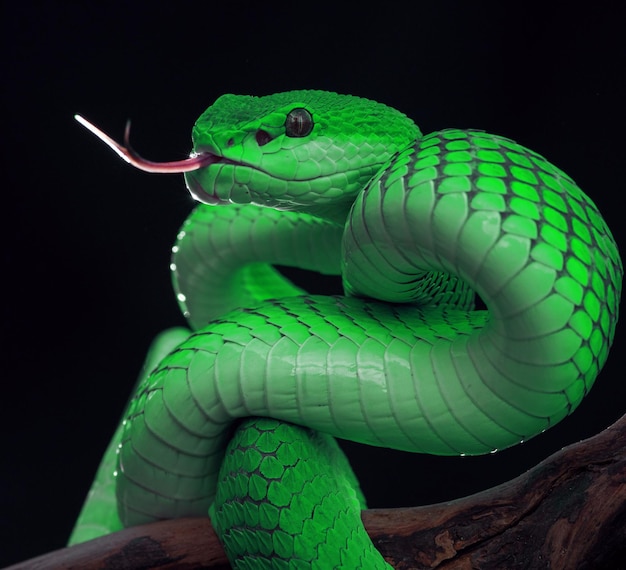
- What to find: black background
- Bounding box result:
[2,2,625,567]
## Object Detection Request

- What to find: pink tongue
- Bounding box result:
[74,114,220,174]
[117,149,218,174]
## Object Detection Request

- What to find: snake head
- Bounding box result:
[75,90,421,222]
[185,91,421,220]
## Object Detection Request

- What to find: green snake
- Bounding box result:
[72,90,622,569]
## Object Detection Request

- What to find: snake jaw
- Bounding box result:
[184,172,230,205]
[74,114,220,173]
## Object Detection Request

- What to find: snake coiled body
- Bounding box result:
[71,91,622,569]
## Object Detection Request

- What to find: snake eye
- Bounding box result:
[285,108,313,138]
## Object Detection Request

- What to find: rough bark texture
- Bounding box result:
[5,413,625,570]
[366,412,626,569]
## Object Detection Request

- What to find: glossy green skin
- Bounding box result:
[70,91,623,569]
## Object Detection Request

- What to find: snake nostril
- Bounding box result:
[227,137,234,147]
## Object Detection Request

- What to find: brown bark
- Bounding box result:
[5,413,625,570]
[366,412,626,569]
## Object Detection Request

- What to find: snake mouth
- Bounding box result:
[73,114,253,205]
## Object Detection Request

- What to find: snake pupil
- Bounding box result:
[285,107,313,137]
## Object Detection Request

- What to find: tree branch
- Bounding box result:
[367,412,626,569]
[6,413,625,570]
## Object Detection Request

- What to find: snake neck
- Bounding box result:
[171,203,345,329]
